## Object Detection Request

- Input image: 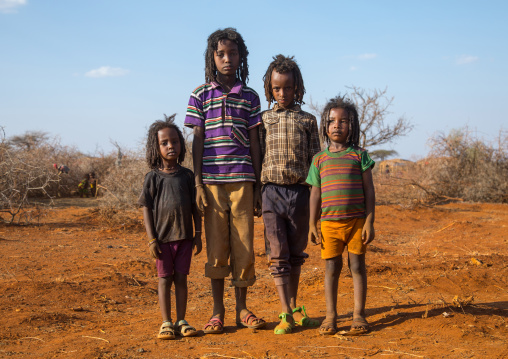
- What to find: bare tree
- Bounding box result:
[9,131,50,150]
[308,86,413,148]
[369,149,399,161]
[110,140,124,168]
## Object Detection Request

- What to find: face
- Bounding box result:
[271,70,296,109]
[157,127,181,165]
[327,108,350,146]
[214,39,240,76]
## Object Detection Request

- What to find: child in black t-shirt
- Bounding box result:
[138,114,202,340]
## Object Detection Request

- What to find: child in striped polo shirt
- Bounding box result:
[184,27,265,334]
[307,95,376,336]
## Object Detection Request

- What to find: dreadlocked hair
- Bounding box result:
[145,114,186,169]
[205,27,249,85]
[263,54,305,107]
[320,95,360,147]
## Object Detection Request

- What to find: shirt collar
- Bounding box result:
[272,103,301,112]
[211,80,243,95]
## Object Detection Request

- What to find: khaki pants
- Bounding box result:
[203,182,256,287]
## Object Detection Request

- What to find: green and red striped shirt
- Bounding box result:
[306,147,375,220]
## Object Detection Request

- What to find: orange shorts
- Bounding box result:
[320,218,367,259]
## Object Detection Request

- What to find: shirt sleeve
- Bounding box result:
[259,114,266,161]
[305,156,321,187]
[137,172,155,208]
[361,150,375,172]
[247,93,262,130]
[184,88,204,128]
[309,115,321,163]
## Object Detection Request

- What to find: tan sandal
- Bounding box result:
[157,321,176,340]
[175,319,198,337]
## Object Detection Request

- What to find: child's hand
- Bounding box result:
[253,183,262,217]
[362,221,375,245]
[196,186,208,213]
[149,241,161,259]
[309,223,321,245]
[193,234,202,255]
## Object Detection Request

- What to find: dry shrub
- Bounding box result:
[423,128,508,203]
[99,150,148,209]
[0,129,59,223]
[374,127,508,206]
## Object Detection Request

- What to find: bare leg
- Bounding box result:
[321,256,342,333]
[288,265,301,309]
[275,282,293,315]
[348,253,367,321]
[211,278,225,318]
[159,276,174,322]
[173,272,188,322]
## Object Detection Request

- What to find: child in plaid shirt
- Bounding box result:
[259,55,321,334]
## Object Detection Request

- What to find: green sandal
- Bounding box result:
[274,313,294,334]
[293,306,320,327]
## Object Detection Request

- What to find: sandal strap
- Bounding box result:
[204,317,224,328]
[160,321,174,329]
[292,305,308,317]
[278,312,293,321]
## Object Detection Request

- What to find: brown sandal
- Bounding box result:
[319,317,337,335]
[203,316,224,334]
[237,311,266,329]
[336,317,370,336]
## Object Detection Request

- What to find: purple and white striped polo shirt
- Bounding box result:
[184,81,262,184]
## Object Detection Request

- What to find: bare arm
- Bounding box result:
[192,202,202,255]
[249,127,262,216]
[362,167,376,244]
[192,126,208,211]
[142,206,161,259]
[308,185,322,245]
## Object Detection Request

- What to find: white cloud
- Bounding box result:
[0,0,26,13]
[358,53,377,60]
[350,66,358,71]
[456,55,478,65]
[85,66,129,78]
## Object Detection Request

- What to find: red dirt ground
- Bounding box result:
[1,200,507,358]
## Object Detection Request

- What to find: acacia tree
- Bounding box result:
[309,86,413,148]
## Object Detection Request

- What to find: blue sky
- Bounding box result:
[1,0,506,160]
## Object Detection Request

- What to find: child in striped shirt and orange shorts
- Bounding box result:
[307,95,376,336]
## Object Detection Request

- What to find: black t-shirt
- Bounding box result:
[138,167,196,243]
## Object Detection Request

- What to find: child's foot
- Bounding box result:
[175,319,198,337]
[319,317,337,335]
[274,313,295,334]
[236,309,266,329]
[337,317,370,336]
[292,306,320,327]
[157,321,176,340]
[203,315,224,334]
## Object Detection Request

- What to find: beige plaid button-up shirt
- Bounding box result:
[259,103,321,185]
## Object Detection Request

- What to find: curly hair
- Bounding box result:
[263,54,305,106]
[320,95,360,147]
[145,114,186,169]
[205,27,249,85]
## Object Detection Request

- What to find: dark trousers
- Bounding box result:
[262,183,310,285]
